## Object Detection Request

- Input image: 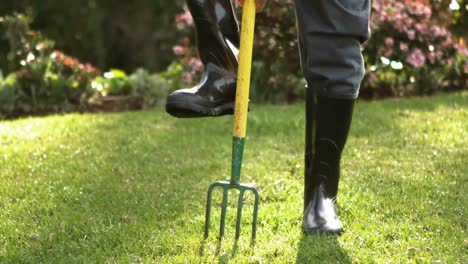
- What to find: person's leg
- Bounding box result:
[303,89,355,234]
[166,0,240,118]
[295,0,370,234]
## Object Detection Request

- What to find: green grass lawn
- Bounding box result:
[0,92,466,263]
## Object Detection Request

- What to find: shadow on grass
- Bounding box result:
[198,238,244,259]
[296,234,351,263]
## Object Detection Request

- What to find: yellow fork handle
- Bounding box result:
[233,0,256,138]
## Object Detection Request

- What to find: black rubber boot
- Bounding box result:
[166,0,239,118]
[302,88,355,235]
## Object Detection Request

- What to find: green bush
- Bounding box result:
[159,61,185,92]
[128,68,170,108]
[92,69,132,96]
[0,13,172,118]
[0,13,102,116]
[91,68,171,108]
[0,71,16,115]
[0,0,185,73]
[250,61,305,103]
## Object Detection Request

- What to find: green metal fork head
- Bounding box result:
[204,180,259,240]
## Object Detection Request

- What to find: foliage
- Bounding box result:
[0,12,55,74]
[92,69,132,96]
[362,0,467,98]
[89,68,171,109]
[90,68,171,109]
[128,68,170,108]
[0,92,466,262]
[250,0,303,102]
[0,13,101,116]
[0,13,172,118]
[0,71,16,114]
[172,0,467,101]
[159,61,187,92]
[250,61,305,103]
[0,0,185,73]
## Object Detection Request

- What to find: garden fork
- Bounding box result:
[204,0,259,240]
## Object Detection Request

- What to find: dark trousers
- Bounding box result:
[294,0,371,99]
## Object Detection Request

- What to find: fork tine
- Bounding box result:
[204,183,218,239]
[204,182,259,240]
[219,186,229,239]
[235,189,245,239]
[249,187,260,240]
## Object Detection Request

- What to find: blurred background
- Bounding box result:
[0,0,466,118]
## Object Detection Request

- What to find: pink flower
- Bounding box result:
[175,10,193,30]
[268,76,279,84]
[431,25,447,38]
[385,37,394,47]
[175,10,193,26]
[457,45,468,57]
[408,2,431,20]
[372,1,381,11]
[36,42,46,51]
[172,45,185,56]
[446,58,453,67]
[384,47,393,57]
[268,38,277,49]
[407,30,415,40]
[423,5,432,19]
[400,42,408,52]
[188,58,204,72]
[415,23,428,34]
[182,72,193,84]
[366,72,377,83]
[394,2,405,13]
[407,48,426,68]
[427,52,436,64]
[442,38,453,48]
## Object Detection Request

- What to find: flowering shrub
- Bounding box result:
[171,0,466,101]
[0,13,102,115]
[171,11,204,89]
[0,13,37,73]
[363,0,467,97]
[251,0,304,102]
[0,13,171,118]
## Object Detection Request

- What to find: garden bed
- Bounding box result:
[87,95,144,112]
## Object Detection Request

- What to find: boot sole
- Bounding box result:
[302,227,342,236]
[166,98,234,118]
